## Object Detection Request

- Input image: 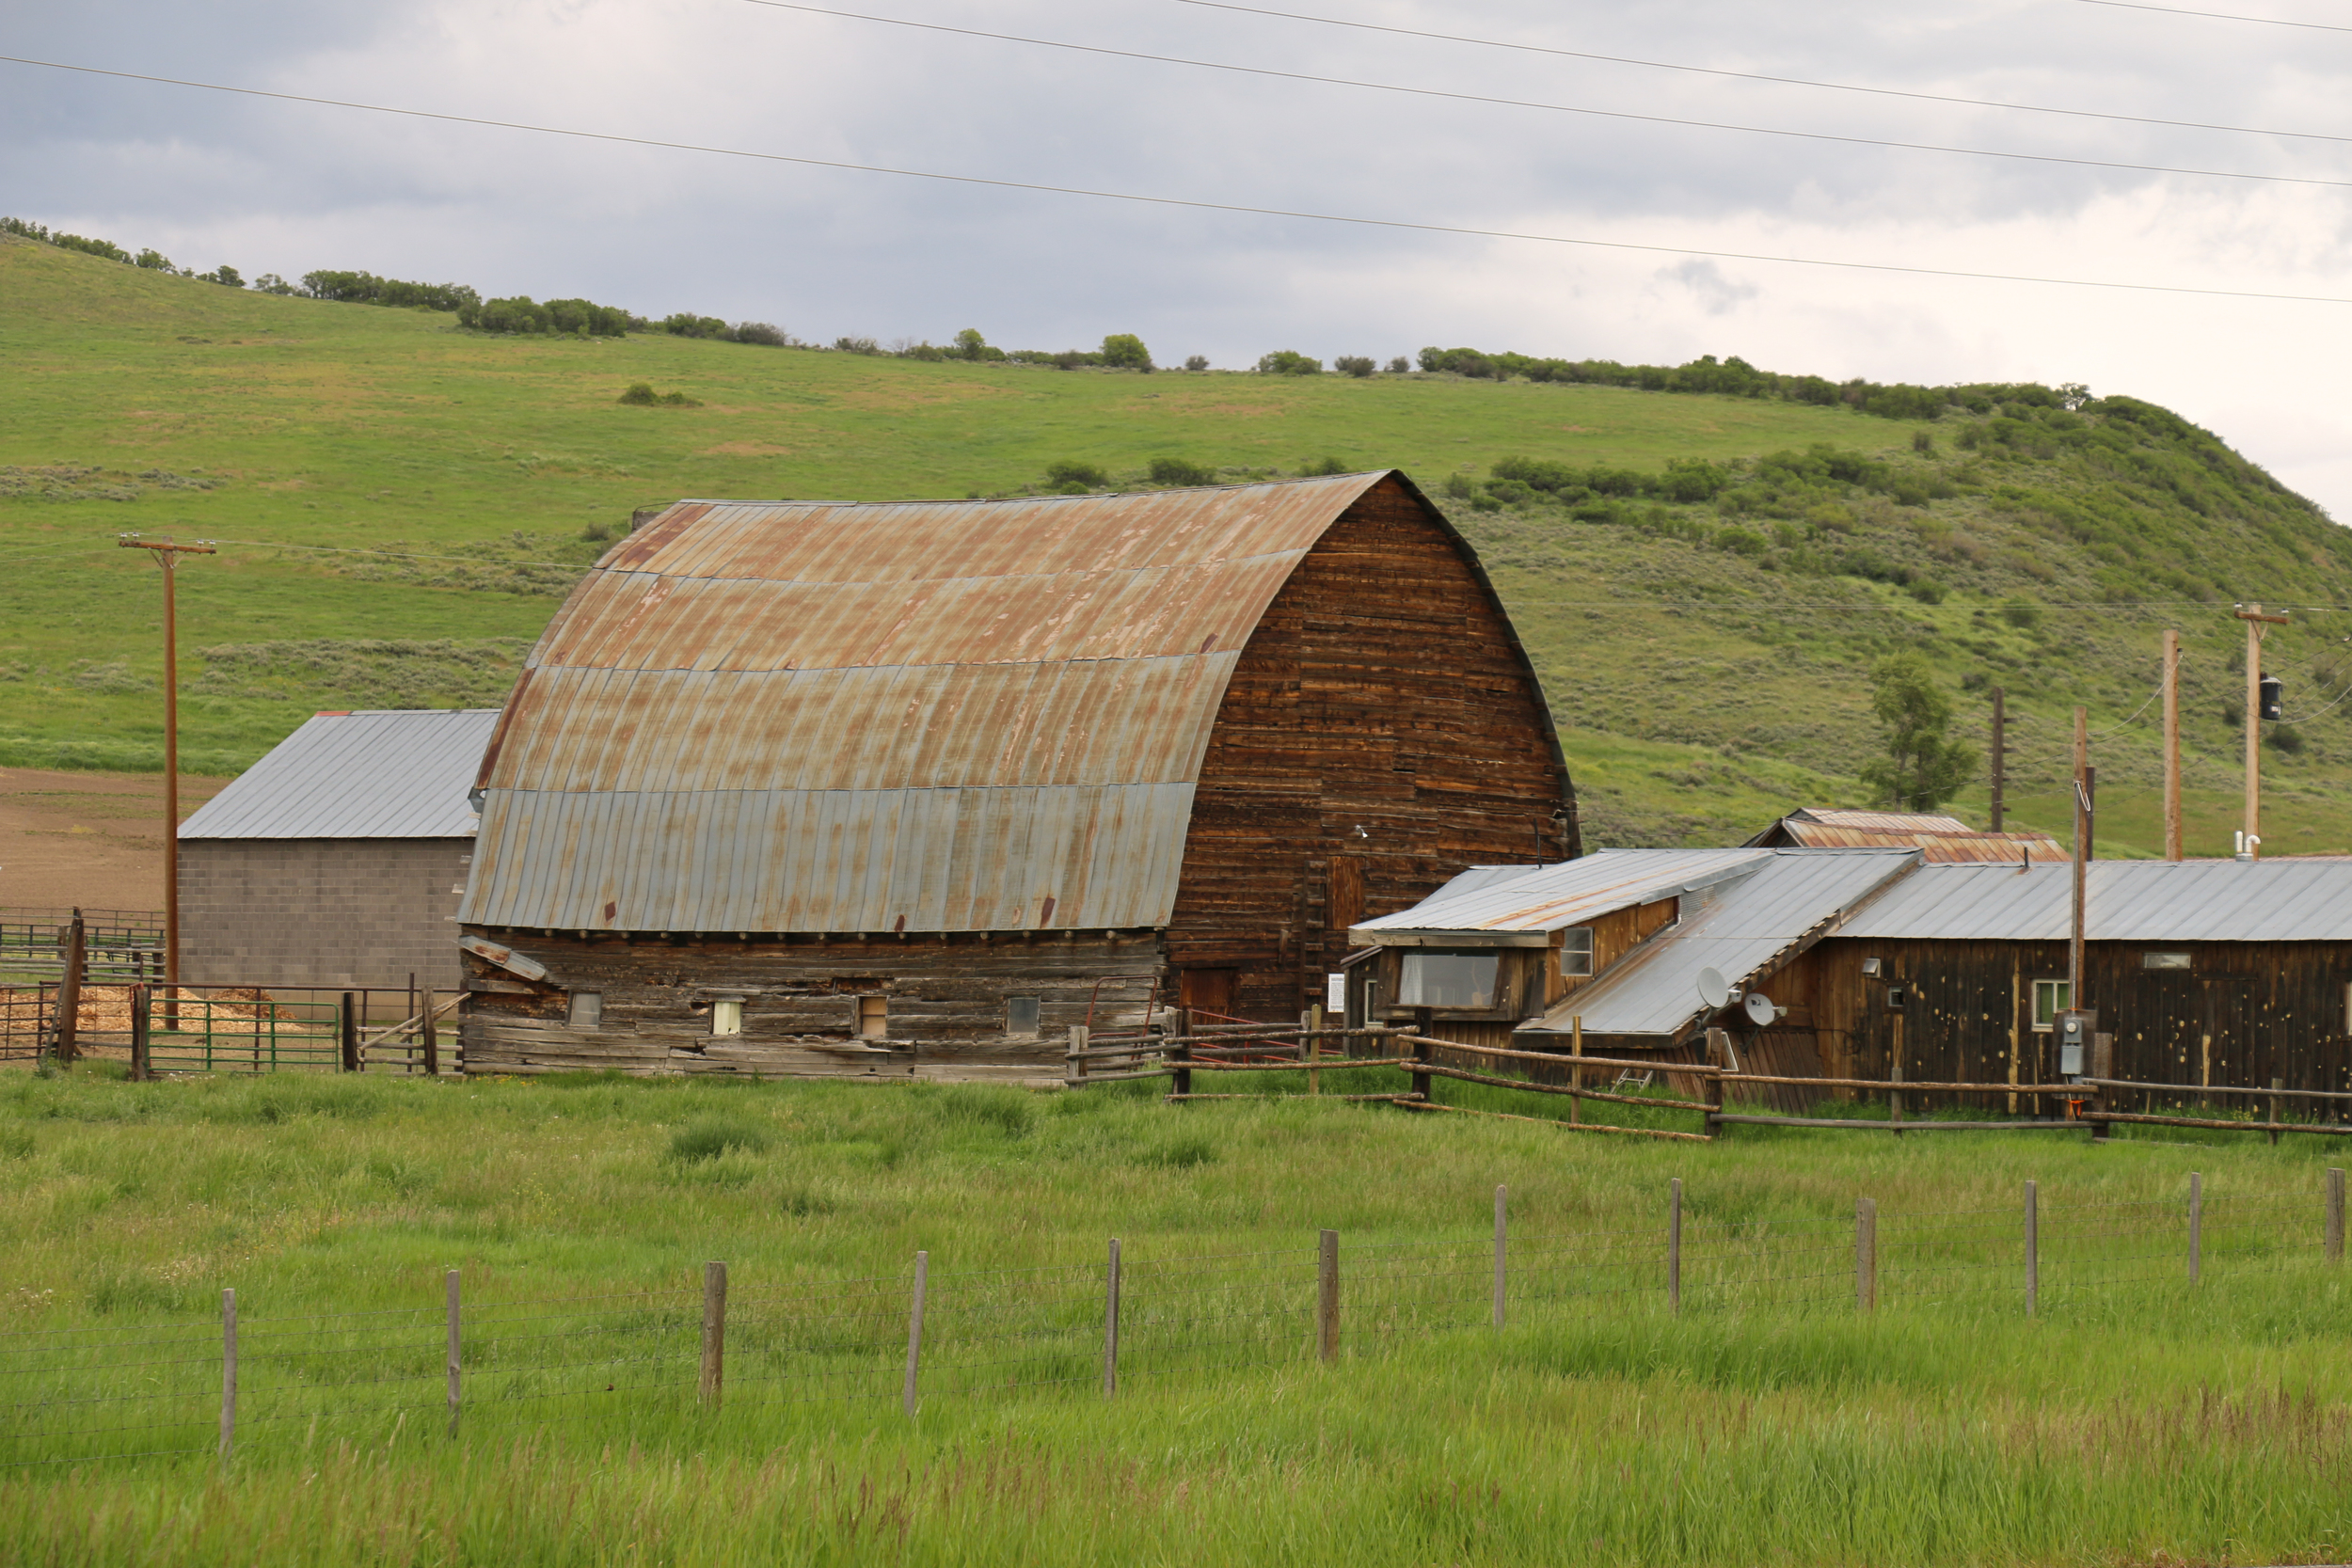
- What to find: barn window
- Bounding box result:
[566,991,601,1029]
[710,1000,743,1037]
[1399,951,1498,1008]
[2031,979,2071,1031]
[1562,927,1596,978]
[1006,996,1041,1037]
[858,995,889,1038]
[2141,952,2191,970]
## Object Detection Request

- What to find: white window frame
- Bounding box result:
[2031,979,2071,1032]
[566,991,601,1029]
[1561,927,1596,978]
[1398,950,1501,1009]
[710,999,743,1037]
[2141,952,2191,971]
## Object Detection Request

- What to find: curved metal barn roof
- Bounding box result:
[462,473,1502,934]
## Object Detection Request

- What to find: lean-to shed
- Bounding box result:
[179,708,499,990]
[456,472,1575,1081]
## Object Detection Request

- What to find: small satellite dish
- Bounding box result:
[1695,967,1731,1010]
[1744,990,1780,1027]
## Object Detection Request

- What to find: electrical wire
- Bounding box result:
[6,54,2352,307]
[2088,654,2177,736]
[1172,0,2352,147]
[2073,0,2352,32]
[744,1,2352,194]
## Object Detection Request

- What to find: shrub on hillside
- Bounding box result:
[1999,597,2043,630]
[1183,355,1209,372]
[953,328,1006,361]
[834,336,881,355]
[617,384,699,406]
[1386,356,1411,373]
[1300,455,1349,477]
[1257,350,1321,375]
[1044,459,1110,493]
[305,270,482,313]
[1148,457,1217,486]
[2268,724,2307,755]
[1100,333,1152,371]
[1333,356,1375,377]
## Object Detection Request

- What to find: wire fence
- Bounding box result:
[7,1170,2342,1469]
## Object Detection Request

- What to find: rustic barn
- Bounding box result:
[1815,859,2352,1097]
[1747,807,2066,863]
[178,708,498,990]
[454,472,1575,1081]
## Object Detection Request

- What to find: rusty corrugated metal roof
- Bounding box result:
[1778,824,2069,863]
[1790,808,1975,833]
[464,475,1400,933]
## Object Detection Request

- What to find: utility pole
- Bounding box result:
[2235,605,2290,860]
[118,535,215,1023]
[1988,687,2006,832]
[2070,706,2089,1017]
[2162,629,2182,862]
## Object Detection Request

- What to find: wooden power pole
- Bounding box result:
[118,535,215,1020]
[2070,706,2089,1017]
[1989,687,2006,832]
[2162,629,2183,862]
[2235,604,2290,860]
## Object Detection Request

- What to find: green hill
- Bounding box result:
[5,230,2349,858]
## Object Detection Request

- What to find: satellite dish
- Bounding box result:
[1695,967,1731,1010]
[1744,990,1780,1027]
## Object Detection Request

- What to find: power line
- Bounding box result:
[11,54,2345,305]
[2073,0,2352,32]
[1172,0,2352,147]
[746,1,2352,193]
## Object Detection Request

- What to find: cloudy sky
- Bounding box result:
[8,0,2351,515]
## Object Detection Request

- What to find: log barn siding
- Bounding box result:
[463,931,1159,1083]
[1810,937,2352,1100]
[1169,478,1571,1019]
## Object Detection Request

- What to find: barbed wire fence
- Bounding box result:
[6,1169,2342,1470]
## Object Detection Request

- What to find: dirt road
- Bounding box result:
[0,768,228,911]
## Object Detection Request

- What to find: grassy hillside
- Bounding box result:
[5,230,2349,856]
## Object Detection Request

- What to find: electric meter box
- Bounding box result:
[2058,1010,2091,1077]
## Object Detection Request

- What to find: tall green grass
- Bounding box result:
[3,1067,2349,1560]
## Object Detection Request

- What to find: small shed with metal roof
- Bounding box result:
[178,708,498,990]
[1748,807,2066,864]
[456,472,1575,1082]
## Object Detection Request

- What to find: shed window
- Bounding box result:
[858,995,888,1039]
[2142,952,2191,970]
[1399,951,1498,1009]
[1561,927,1595,978]
[710,1000,742,1037]
[566,991,601,1029]
[2031,979,2072,1031]
[1006,996,1041,1037]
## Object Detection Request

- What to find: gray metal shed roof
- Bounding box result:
[1838,859,2352,942]
[1352,847,1770,938]
[180,710,498,840]
[1522,849,1920,1039]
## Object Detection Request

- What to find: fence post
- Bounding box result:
[2329,1169,2344,1264]
[1496,1184,1515,1335]
[903,1250,928,1418]
[1317,1229,1340,1362]
[2187,1172,2203,1284]
[219,1287,237,1462]
[1170,1008,1192,1099]
[700,1260,727,1410]
[130,984,151,1082]
[56,911,85,1064]
[1569,1016,1583,1126]
[421,996,440,1078]
[1703,1031,1726,1138]
[446,1269,462,1437]
[1410,1033,1432,1104]
[1856,1197,1878,1313]
[1103,1238,1121,1400]
[1669,1178,1683,1315]
[340,992,358,1073]
[2025,1180,2039,1317]
[1065,1023,1089,1087]
[1304,1006,1321,1097]
[2269,1078,2282,1147]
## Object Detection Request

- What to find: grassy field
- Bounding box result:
[6,230,2351,852]
[4,1064,2350,1563]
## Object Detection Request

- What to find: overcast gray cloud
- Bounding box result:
[7,0,2350,515]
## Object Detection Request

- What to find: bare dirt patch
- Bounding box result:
[0,768,228,910]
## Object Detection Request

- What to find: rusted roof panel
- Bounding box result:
[464,475,1394,933]
[1778,824,2068,863]
[1790,808,1975,834]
